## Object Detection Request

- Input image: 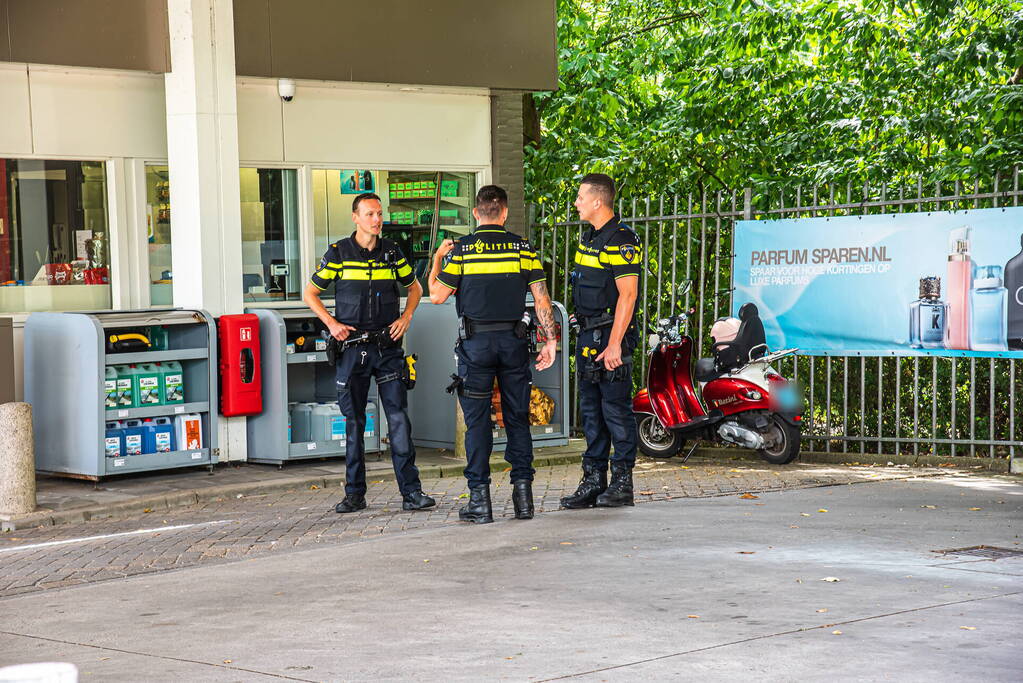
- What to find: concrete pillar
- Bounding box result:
[0,402,36,516]
[165,0,244,317]
[165,0,246,461]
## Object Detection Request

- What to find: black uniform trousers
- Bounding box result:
[335,343,421,497]
[454,330,535,488]
[576,326,638,468]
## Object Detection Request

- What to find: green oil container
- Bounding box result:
[104,366,118,410]
[134,363,163,406]
[159,361,185,404]
[113,365,135,408]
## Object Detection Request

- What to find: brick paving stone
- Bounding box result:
[0,460,956,599]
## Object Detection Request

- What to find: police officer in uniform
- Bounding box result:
[428,185,558,524]
[561,173,643,509]
[303,192,436,514]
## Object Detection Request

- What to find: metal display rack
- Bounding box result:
[245,307,386,466]
[24,309,219,479]
[405,297,570,451]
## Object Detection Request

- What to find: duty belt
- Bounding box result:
[468,320,518,333]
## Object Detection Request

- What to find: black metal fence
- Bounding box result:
[530,168,1022,463]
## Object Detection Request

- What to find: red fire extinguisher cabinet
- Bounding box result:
[218,313,263,416]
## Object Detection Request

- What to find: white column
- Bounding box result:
[165,0,243,317]
[165,0,246,461]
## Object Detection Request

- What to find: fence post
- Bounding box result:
[743,187,753,220]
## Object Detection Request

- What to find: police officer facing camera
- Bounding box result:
[428,185,558,524]
[561,173,643,510]
[303,192,436,515]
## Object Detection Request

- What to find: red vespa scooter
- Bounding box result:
[632,293,802,464]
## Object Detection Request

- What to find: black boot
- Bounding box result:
[458,484,493,524]
[559,460,608,509]
[595,463,635,507]
[512,480,534,520]
[334,493,367,513]
[402,490,436,511]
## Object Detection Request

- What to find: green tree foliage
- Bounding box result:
[527,0,1023,202]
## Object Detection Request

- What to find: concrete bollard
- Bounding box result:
[0,402,36,516]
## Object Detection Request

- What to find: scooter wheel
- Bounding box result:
[636,414,685,458]
[758,414,801,465]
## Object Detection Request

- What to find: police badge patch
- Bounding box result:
[620,244,638,263]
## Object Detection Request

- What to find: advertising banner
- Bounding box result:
[733,207,1023,357]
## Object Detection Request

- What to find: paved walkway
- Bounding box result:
[0,459,958,599]
[1,470,1019,681]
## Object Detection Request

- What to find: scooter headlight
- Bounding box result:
[744,389,763,400]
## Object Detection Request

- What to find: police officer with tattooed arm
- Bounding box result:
[303,192,436,514]
[427,185,558,524]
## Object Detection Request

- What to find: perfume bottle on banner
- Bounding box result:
[945,226,973,350]
[908,277,946,349]
[1007,234,1023,350]
[971,265,1008,352]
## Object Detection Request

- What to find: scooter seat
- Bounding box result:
[694,357,723,383]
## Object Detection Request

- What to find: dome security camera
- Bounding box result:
[278,78,296,102]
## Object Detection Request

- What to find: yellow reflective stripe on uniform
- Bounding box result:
[519,258,542,269]
[442,262,462,276]
[461,252,523,261]
[338,270,370,281]
[603,253,636,266]
[462,261,522,275]
[574,251,603,269]
[397,264,413,277]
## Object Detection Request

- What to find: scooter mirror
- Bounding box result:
[677,281,692,299]
[648,333,660,350]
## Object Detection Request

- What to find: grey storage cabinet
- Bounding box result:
[405,297,570,451]
[24,309,219,479]
[246,307,386,465]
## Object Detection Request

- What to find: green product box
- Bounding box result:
[439,209,459,218]
[426,181,437,189]
[441,180,459,197]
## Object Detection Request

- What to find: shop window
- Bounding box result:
[311,169,476,285]
[145,165,172,306]
[241,168,301,303]
[0,159,111,313]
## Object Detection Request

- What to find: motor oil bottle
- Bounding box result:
[174,414,203,450]
[121,419,145,456]
[310,403,339,441]
[104,367,118,410]
[136,363,163,406]
[364,402,377,439]
[160,361,185,404]
[104,421,124,458]
[143,417,176,453]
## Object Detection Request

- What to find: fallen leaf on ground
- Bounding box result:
[223,660,233,664]
[737,551,756,554]
[801,513,812,517]
[920,505,936,509]
[968,507,982,511]
[423,559,430,563]
[458,493,468,499]
[790,525,800,529]
[560,542,574,546]
[832,630,843,635]
[99,657,110,661]
[817,509,829,513]
[638,490,655,495]
[740,493,759,499]
[687,615,699,618]
[821,577,841,582]
[143,508,152,513]
[816,608,828,613]
[309,485,319,490]
[530,546,539,551]
[938,463,957,468]
[960,626,976,630]
[503,467,511,472]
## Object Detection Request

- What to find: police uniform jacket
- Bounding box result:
[572,214,643,319]
[435,225,546,321]
[310,234,417,330]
